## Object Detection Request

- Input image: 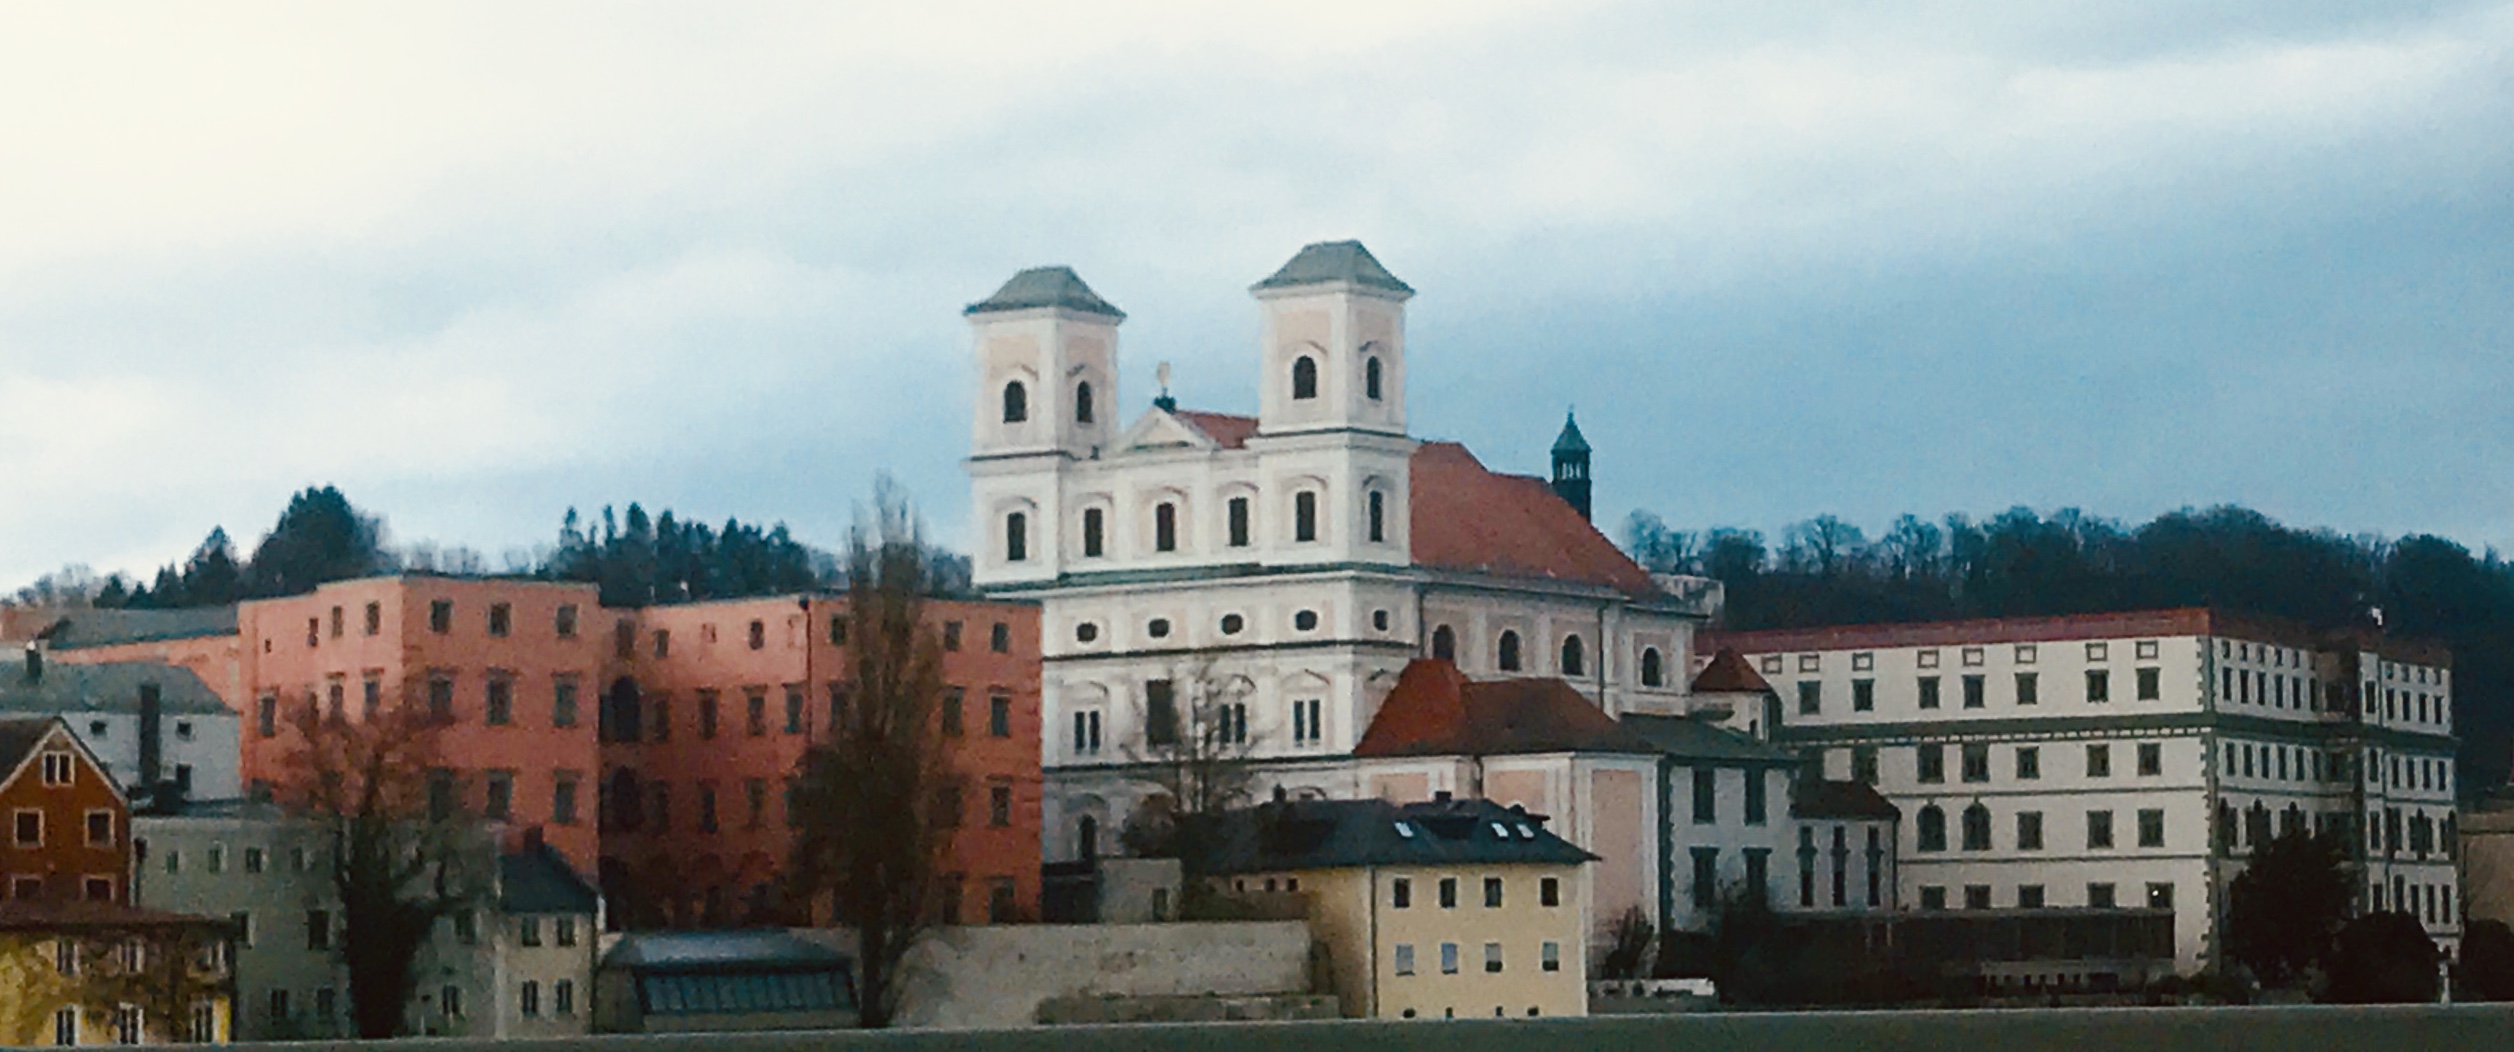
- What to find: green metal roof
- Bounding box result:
[1250,240,1413,295]
[965,265,1125,318]
[1552,411,1591,455]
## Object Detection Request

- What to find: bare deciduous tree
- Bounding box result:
[1118,658,1261,872]
[278,692,488,1039]
[787,478,954,1028]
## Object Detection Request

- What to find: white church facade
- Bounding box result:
[964,241,1724,865]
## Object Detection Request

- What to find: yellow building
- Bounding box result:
[1200,797,1593,1020]
[0,901,235,1045]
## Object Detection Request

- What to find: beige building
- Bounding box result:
[1196,797,1593,1020]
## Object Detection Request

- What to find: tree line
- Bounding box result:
[1627,504,2514,792]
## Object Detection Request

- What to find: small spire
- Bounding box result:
[1153,361,1177,412]
[1552,409,1590,455]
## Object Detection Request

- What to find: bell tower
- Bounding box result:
[967,265,1123,461]
[1551,409,1592,521]
[1250,240,1410,437]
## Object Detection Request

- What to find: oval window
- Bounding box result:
[1148,619,1171,639]
[1219,614,1246,635]
[1075,622,1100,643]
[1294,610,1319,632]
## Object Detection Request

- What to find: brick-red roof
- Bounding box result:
[1162,412,1659,597]
[1689,648,1772,694]
[1355,659,1654,758]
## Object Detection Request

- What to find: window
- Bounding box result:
[442,985,464,1019]
[1484,877,1504,908]
[828,616,849,646]
[1918,676,1941,709]
[934,782,964,829]
[2015,672,2039,705]
[307,909,332,951]
[1917,744,1945,783]
[1852,678,1874,711]
[15,810,41,847]
[2017,811,2044,850]
[1072,710,1102,754]
[2085,669,2111,703]
[484,771,514,820]
[748,689,770,736]
[2087,883,2117,908]
[2016,746,2041,780]
[1542,941,1561,973]
[427,675,454,720]
[553,772,580,825]
[2086,810,2115,849]
[1916,806,1946,852]
[1484,942,1504,973]
[113,1005,141,1046]
[1365,355,1383,400]
[2137,667,2160,700]
[1745,770,1768,824]
[553,603,578,638]
[1392,878,1412,908]
[1294,491,1318,542]
[1439,942,1459,975]
[1368,490,1386,543]
[1642,648,1666,688]
[653,629,671,658]
[2086,743,2112,778]
[747,619,766,650]
[989,782,1013,828]
[1437,877,1458,909]
[488,603,511,637]
[2018,885,2046,908]
[83,877,113,902]
[1292,355,1318,400]
[1498,631,1522,671]
[1921,886,1947,910]
[1962,804,1992,851]
[520,980,541,1017]
[1145,680,1177,746]
[1962,674,1985,709]
[1005,512,1028,562]
[1431,625,1456,661]
[1075,380,1094,424]
[698,691,719,739]
[1227,496,1251,547]
[1394,943,1416,975]
[1560,635,1585,677]
[1852,746,1878,785]
[85,811,113,847]
[2146,882,2174,910]
[1692,768,1717,823]
[986,694,1012,738]
[1691,848,1719,909]
[1002,380,1027,422]
[55,1006,77,1047]
[1154,502,1178,552]
[1961,744,1989,783]
[1965,885,1993,910]
[2138,742,2162,777]
[2139,808,2165,847]
[1797,680,1821,715]
[555,980,575,1016]
[429,600,452,634]
[486,676,513,726]
[1540,876,1560,907]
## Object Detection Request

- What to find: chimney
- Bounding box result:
[21,644,40,684]
[138,683,164,795]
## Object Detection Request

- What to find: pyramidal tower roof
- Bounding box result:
[964,265,1125,318]
[1251,239,1414,296]
[1552,410,1591,455]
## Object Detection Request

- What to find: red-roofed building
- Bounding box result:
[962,241,1723,881]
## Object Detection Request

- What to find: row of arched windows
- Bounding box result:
[1001,380,1096,426]
[1009,484,1396,563]
[1425,624,1669,687]
[1288,353,1386,403]
[1913,803,1996,853]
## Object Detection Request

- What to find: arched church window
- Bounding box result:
[1078,815,1099,861]
[1498,630,1522,672]
[1227,496,1252,548]
[1081,508,1105,558]
[1154,502,1178,552]
[1292,355,1318,400]
[1075,381,1094,424]
[1641,647,1665,688]
[1005,512,1028,563]
[1917,805,1947,852]
[1962,804,1991,851]
[1365,356,1383,401]
[1294,491,1318,543]
[1561,635,1585,677]
[1003,381,1028,423]
[1367,490,1385,543]
[1431,625,1456,661]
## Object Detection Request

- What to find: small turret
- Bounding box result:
[1550,410,1591,521]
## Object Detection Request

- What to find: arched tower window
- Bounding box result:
[1078,815,1100,862]
[1075,381,1094,424]
[1005,512,1028,563]
[1498,630,1522,672]
[1292,355,1318,400]
[1917,805,1947,852]
[1641,647,1665,688]
[1294,492,1318,543]
[1367,490,1385,543]
[1227,496,1252,548]
[1154,502,1178,553]
[1081,508,1105,558]
[1002,381,1028,423]
[1431,625,1457,662]
[1962,804,1992,851]
[1561,635,1586,677]
[1365,356,1383,401]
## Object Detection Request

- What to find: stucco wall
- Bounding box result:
[793,921,1310,1030]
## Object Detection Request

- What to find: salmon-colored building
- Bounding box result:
[232,576,608,871]
[593,595,1042,930]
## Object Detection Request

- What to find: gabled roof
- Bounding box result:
[1250,240,1413,296]
[36,607,237,650]
[1355,659,1655,758]
[1618,713,1800,766]
[964,265,1125,319]
[501,839,600,915]
[0,718,60,781]
[0,661,231,716]
[1195,797,1594,875]
[1410,441,1659,596]
[1689,648,1773,695]
[1792,779,1901,821]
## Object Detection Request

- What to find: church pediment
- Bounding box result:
[1116,408,1220,453]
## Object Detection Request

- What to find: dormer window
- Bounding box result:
[1002,381,1028,423]
[1365,356,1382,401]
[1292,355,1318,400]
[1074,381,1094,424]
[1394,821,1416,839]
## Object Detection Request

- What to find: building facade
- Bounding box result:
[0,718,133,906]
[1703,608,2463,970]
[963,241,1718,870]
[3,658,241,809]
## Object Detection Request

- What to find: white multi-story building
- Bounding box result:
[1703,608,2462,971]
[964,241,1719,865]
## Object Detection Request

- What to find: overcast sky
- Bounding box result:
[4,1,2510,590]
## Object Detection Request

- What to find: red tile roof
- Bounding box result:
[1689,648,1772,694]
[1355,659,1654,758]
[1161,412,1659,596]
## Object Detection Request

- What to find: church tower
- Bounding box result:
[1250,240,1410,437]
[1551,409,1592,521]
[966,265,1123,587]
